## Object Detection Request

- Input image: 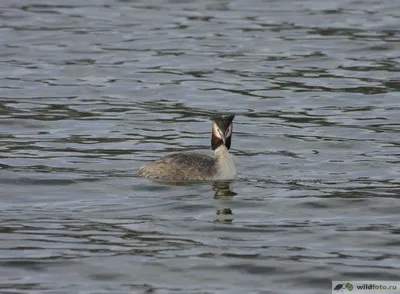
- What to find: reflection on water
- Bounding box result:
[1,0,400,293]
[213,181,237,199]
[214,182,235,224]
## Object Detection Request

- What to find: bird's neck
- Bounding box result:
[214,145,236,180]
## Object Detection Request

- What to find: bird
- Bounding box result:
[138,114,236,181]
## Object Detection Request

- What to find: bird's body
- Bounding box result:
[138,114,236,181]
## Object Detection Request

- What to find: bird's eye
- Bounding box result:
[225,127,231,135]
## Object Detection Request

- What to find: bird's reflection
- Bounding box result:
[213,181,237,199]
[213,181,236,223]
[146,179,236,222]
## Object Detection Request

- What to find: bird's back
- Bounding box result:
[138,152,216,180]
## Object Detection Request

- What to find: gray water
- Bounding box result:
[1,0,400,293]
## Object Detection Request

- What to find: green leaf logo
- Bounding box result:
[345,282,353,291]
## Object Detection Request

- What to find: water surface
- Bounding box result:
[1,0,400,293]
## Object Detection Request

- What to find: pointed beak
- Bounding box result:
[221,136,226,145]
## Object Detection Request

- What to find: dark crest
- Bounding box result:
[211,114,235,150]
[210,114,235,133]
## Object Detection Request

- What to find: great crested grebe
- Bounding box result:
[138,114,236,181]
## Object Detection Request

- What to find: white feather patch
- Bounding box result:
[212,123,223,139]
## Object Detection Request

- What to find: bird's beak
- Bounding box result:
[221,136,226,145]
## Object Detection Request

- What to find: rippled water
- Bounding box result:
[1,0,400,293]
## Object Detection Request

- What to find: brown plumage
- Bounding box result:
[138,152,216,180]
[138,114,236,181]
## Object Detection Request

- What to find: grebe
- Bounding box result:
[138,114,236,181]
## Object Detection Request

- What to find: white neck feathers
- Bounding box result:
[214,145,236,180]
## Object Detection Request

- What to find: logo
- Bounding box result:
[333,282,354,292]
[332,281,399,293]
